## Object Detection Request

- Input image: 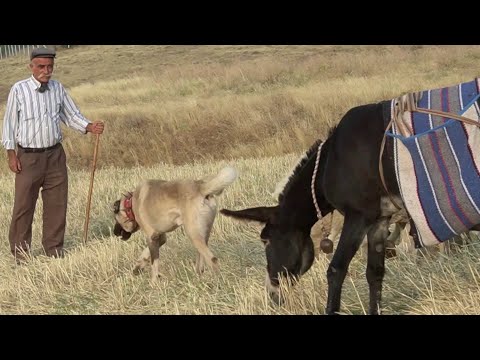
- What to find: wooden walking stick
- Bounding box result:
[83,133,101,244]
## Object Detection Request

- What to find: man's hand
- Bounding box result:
[86,121,105,135]
[7,150,21,173]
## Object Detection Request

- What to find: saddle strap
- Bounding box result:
[379,118,403,210]
[413,107,480,128]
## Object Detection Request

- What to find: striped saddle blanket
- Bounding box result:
[386,78,480,247]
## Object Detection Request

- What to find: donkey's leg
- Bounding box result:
[326,210,371,315]
[366,217,390,315]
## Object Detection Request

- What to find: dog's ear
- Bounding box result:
[113,200,120,214]
[113,222,133,241]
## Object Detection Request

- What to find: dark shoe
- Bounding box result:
[15,259,28,266]
[12,248,31,266]
[13,254,29,266]
[45,249,65,258]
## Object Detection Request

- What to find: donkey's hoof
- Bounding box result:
[385,248,397,259]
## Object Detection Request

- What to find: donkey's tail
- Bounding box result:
[200,166,238,197]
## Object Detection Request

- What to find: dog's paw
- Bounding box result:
[211,257,220,272]
[195,266,205,276]
[150,274,164,282]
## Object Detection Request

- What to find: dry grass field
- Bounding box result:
[0,45,479,314]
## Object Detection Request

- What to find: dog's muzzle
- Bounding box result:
[113,221,133,240]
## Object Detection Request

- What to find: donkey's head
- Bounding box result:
[220,206,315,304]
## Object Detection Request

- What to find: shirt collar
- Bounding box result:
[29,75,49,92]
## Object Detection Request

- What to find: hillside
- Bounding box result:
[0,45,479,173]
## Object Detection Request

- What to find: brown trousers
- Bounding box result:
[9,145,68,258]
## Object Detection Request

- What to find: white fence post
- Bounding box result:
[0,45,63,61]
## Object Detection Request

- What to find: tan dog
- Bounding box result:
[112,166,238,280]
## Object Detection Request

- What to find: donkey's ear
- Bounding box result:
[220,206,278,224]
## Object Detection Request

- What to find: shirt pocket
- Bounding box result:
[49,102,62,122]
[18,101,35,122]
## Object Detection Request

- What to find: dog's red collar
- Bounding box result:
[123,194,136,222]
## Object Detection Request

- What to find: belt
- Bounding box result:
[18,143,61,153]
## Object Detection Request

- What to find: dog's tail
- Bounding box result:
[200,166,238,197]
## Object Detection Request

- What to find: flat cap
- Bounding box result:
[30,47,56,60]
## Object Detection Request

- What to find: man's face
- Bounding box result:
[30,57,54,83]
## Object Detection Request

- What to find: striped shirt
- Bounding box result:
[2,76,91,150]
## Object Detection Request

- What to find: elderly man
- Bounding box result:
[1,47,104,263]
